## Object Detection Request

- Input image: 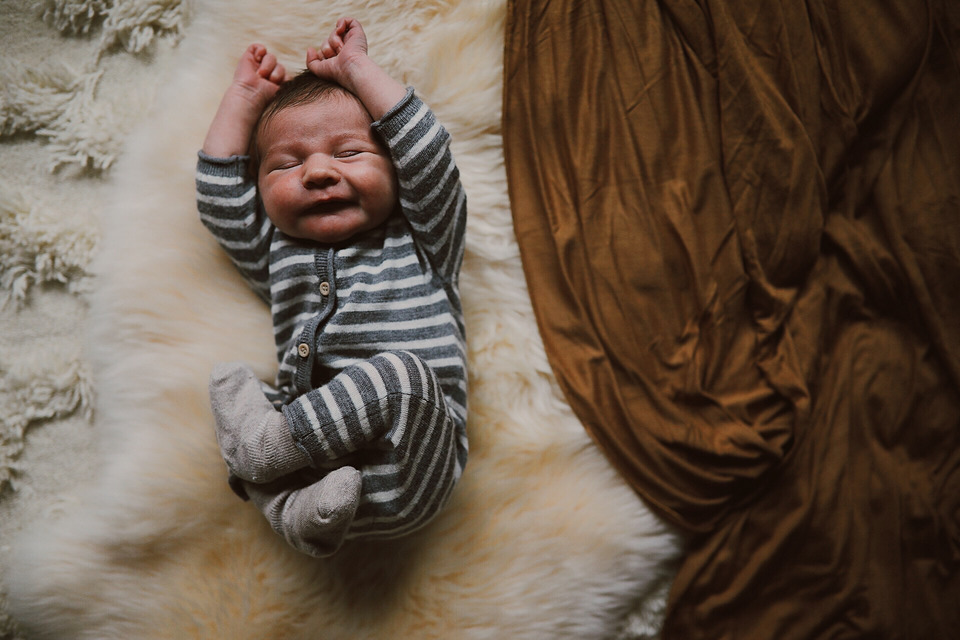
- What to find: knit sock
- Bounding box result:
[208,362,310,483]
[244,466,363,557]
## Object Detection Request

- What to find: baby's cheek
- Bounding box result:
[260,183,294,225]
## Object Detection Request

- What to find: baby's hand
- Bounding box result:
[232,44,286,109]
[305,18,405,122]
[306,18,368,90]
[201,44,286,157]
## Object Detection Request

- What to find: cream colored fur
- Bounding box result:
[6,0,681,637]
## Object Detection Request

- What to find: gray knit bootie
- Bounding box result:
[243,466,363,557]
[208,362,310,483]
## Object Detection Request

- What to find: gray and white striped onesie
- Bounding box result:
[196,89,468,540]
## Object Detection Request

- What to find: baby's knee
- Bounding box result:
[361,350,441,401]
[369,349,427,376]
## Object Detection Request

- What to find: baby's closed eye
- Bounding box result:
[268,159,301,172]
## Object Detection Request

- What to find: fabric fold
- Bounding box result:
[503,0,960,636]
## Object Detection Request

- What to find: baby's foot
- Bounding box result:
[208,362,309,483]
[245,466,363,557]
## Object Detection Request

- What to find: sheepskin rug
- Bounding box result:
[6,0,681,637]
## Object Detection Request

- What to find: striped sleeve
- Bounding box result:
[196,151,272,301]
[373,90,468,284]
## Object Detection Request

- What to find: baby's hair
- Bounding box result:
[250,70,367,168]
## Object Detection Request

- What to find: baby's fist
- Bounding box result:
[234,44,286,104]
[306,18,368,89]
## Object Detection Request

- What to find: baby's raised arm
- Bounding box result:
[305,18,407,121]
[202,44,286,158]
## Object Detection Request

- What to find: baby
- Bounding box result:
[196,18,468,557]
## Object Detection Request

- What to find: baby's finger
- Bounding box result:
[340,17,363,39]
[248,43,267,61]
[305,48,326,75]
[336,17,353,37]
[269,62,286,84]
[258,52,278,78]
[337,18,367,54]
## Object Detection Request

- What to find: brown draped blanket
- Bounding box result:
[502,0,960,637]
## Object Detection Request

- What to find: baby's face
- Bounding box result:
[256,96,398,244]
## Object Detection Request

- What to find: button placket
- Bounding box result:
[293,315,320,395]
[314,248,336,303]
[291,248,337,396]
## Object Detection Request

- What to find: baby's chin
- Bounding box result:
[286,211,376,245]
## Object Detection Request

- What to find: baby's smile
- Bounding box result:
[256,95,398,245]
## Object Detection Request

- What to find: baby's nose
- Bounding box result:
[302,155,339,187]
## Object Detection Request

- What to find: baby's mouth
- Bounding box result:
[307,199,353,215]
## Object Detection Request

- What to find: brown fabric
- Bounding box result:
[502,0,960,637]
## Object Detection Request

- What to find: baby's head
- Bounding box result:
[252,71,399,244]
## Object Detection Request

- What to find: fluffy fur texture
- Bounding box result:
[0,189,97,490]
[0,352,93,492]
[6,0,681,637]
[0,189,97,308]
[0,61,118,172]
[40,0,186,55]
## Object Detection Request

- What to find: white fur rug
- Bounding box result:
[4,0,681,637]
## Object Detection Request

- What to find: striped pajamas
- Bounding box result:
[196,89,468,540]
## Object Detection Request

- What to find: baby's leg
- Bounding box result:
[284,350,467,541]
[240,466,362,557]
[208,362,310,483]
[346,390,464,540]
